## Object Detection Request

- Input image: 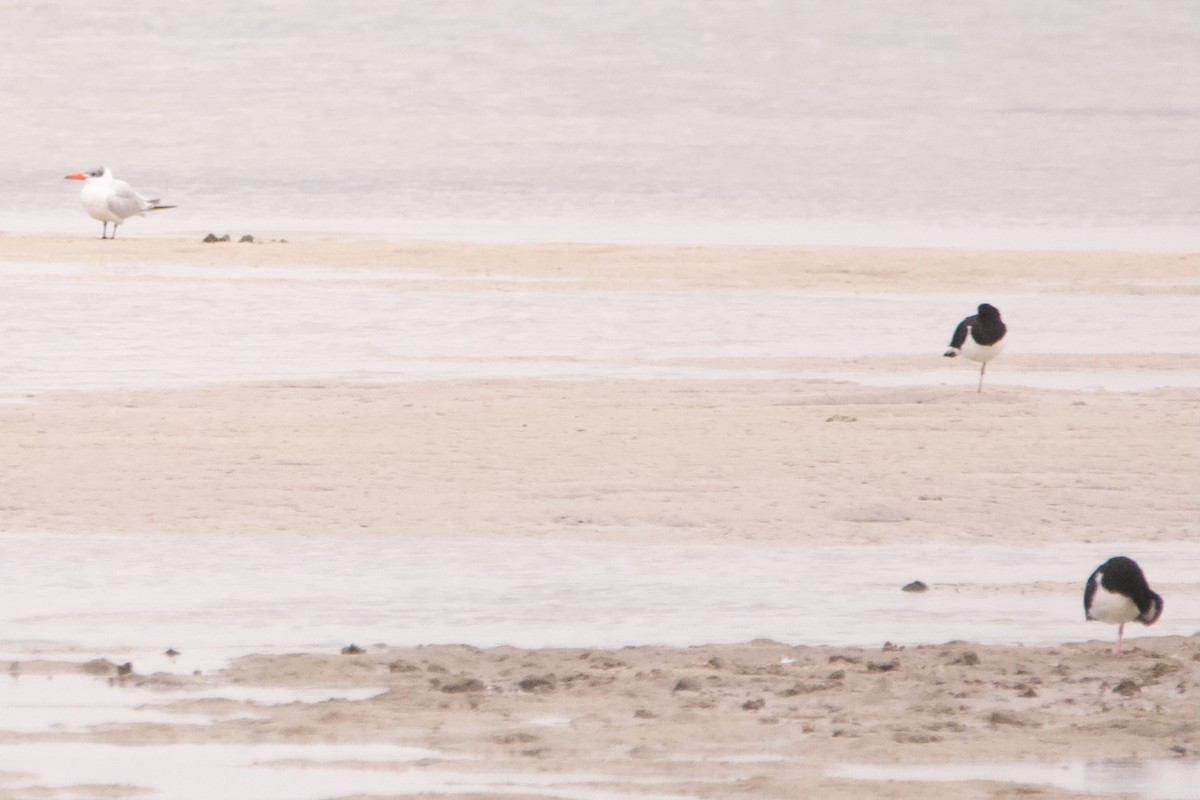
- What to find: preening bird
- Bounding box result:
[944,303,1007,392]
[64,167,175,239]
[1084,556,1163,656]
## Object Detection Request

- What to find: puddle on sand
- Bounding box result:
[667,754,787,764]
[0,673,386,733]
[0,743,699,800]
[0,674,214,732]
[528,714,573,727]
[0,645,251,677]
[836,760,1200,800]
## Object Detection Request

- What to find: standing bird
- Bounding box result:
[64,167,176,239]
[943,303,1007,392]
[1084,556,1163,655]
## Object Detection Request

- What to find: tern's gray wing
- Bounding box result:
[106,179,152,219]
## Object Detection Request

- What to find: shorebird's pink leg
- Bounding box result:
[977,362,986,393]
[1113,623,1125,656]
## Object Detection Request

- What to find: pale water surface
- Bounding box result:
[1,0,1196,248]
[2,264,1197,393]
[2,533,1197,668]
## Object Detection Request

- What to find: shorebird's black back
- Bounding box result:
[948,303,1007,348]
[1084,556,1163,624]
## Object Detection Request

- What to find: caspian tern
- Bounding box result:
[64,167,176,239]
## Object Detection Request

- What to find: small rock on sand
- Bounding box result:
[518,675,557,693]
[81,659,121,675]
[441,677,486,694]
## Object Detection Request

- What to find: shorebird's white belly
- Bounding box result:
[1089,585,1139,624]
[962,335,1005,363]
[80,183,124,224]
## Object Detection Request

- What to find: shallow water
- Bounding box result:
[2,676,709,799]
[2,533,1196,670]
[837,760,1200,800]
[1,266,1196,393]
[0,675,215,732]
[0,674,386,733]
[0,742,701,800]
[3,1,1197,248]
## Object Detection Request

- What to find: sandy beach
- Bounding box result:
[2,233,1197,292]
[1,377,1197,546]
[1,235,1198,798]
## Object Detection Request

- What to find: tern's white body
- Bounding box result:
[80,168,156,223]
[66,166,174,239]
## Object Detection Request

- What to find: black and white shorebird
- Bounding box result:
[943,303,1007,392]
[64,167,175,239]
[1084,556,1163,656]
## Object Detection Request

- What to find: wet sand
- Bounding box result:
[2,233,1197,292]
[0,379,1196,545]
[0,235,1197,797]
[10,636,1200,799]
